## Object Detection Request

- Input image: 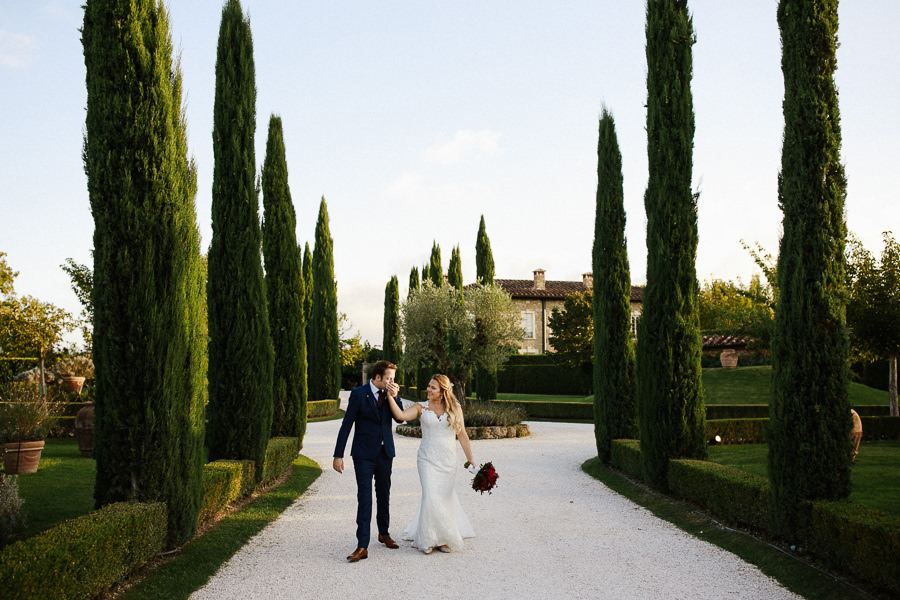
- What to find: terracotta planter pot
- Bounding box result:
[61,376,86,395]
[75,403,95,458]
[719,349,739,369]
[3,440,45,474]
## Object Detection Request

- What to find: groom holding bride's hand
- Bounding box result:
[333,360,405,562]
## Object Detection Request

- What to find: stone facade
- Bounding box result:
[490,269,643,354]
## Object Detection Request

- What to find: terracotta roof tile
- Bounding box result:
[489,279,644,302]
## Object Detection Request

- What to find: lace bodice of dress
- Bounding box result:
[417,402,458,462]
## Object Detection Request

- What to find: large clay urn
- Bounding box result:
[74,402,95,458]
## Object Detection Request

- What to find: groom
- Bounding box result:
[333,360,404,562]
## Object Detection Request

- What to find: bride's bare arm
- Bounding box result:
[386,393,421,422]
[456,415,475,465]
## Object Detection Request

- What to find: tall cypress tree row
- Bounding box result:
[309,197,340,401]
[429,242,443,287]
[448,246,463,290]
[261,114,307,442]
[769,0,850,537]
[593,108,637,462]
[383,276,402,369]
[636,0,705,490]
[475,216,498,401]
[302,242,313,372]
[83,0,206,545]
[207,0,274,480]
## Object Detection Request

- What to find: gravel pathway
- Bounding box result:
[191,395,801,600]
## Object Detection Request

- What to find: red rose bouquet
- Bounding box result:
[467,461,499,494]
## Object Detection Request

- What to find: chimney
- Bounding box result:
[582,272,593,288]
[533,269,545,290]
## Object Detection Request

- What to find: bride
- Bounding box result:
[386,374,477,553]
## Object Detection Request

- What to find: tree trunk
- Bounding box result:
[889,354,898,417]
[451,376,467,409]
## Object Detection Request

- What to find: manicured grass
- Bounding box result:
[495,392,588,403]
[701,365,889,406]
[707,441,900,516]
[119,455,321,600]
[12,438,95,539]
[582,458,875,600]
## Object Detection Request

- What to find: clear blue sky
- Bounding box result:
[2,1,898,348]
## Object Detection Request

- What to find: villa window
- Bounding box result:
[521,312,535,339]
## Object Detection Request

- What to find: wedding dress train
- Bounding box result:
[403,403,475,552]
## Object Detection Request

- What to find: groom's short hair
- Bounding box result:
[371,360,397,380]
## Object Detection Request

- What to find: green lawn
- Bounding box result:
[12,438,96,540]
[499,365,888,406]
[708,441,900,516]
[702,365,888,405]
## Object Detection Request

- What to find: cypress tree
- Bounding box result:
[636,0,705,490]
[83,0,206,545]
[207,0,274,480]
[448,246,463,290]
[429,242,443,287]
[302,242,313,370]
[261,114,307,442]
[593,108,637,462]
[769,0,850,537]
[383,276,402,368]
[408,266,419,299]
[475,215,495,285]
[309,197,340,401]
[475,216,498,401]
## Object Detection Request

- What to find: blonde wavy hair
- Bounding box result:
[431,374,464,434]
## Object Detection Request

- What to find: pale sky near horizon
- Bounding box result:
[1,1,898,349]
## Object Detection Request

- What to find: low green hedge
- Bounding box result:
[0,502,167,600]
[487,399,592,420]
[608,439,900,595]
[198,460,254,527]
[802,499,900,594]
[667,459,771,532]
[609,439,642,479]
[706,418,767,444]
[0,436,301,599]
[260,437,300,484]
[308,399,339,418]
[496,364,590,395]
[705,404,769,420]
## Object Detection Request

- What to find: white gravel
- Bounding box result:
[191,394,801,600]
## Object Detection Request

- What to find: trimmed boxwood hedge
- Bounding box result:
[487,399,592,421]
[496,364,590,395]
[308,398,339,419]
[608,439,900,595]
[0,502,167,600]
[0,436,301,599]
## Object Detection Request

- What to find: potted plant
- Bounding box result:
[53,355,94,395]
[0,383,62,474]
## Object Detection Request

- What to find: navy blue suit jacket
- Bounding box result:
[333,383,405,460]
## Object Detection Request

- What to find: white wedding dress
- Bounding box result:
[402,402,475,552]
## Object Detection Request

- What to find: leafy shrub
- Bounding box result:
[496,364,590,395]
[0,475,25,547]
[0,502,166,600]
[0,383,63,443]
[706,418,767,444]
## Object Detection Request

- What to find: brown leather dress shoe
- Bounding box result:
[347,547,368,562]
[377,533,399,549]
